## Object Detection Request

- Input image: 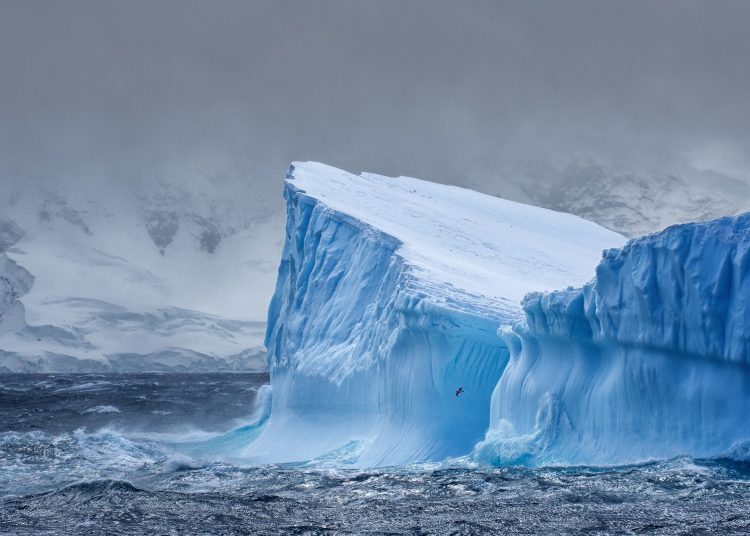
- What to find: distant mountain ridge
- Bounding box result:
[492,158,750,238]
[0,171,281,372]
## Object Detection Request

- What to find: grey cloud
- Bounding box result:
[1,0,749,189]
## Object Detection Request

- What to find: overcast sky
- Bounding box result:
[2,0,749,193]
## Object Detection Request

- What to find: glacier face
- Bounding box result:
[253,162,623,466]
[482,214,750,466]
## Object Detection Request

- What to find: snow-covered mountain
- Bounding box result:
[466,158,750,238]
[0,166,282,372]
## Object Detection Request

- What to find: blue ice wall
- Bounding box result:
[254,178,508,466]
[481,214,750,465]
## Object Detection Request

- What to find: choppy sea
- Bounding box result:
[1,373,749,535]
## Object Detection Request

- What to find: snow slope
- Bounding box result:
[250,162,623,465]
[0,251,34,334]
[478,214,750,466]
[0,166,279,372]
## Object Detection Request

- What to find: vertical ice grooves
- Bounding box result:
[484,213,750,466]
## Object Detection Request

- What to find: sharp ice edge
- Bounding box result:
[482,213,750,466]
[250,162,623,466]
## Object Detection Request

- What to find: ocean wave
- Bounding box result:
[82,405,121,414]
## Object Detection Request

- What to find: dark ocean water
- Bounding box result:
[1,373,750,535]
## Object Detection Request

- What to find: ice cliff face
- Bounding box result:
[481,214,750,465]
[253,162,623,465]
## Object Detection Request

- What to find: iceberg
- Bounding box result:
[480,213,750,465]
[251,162,623,465]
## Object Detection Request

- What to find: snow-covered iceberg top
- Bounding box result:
[286,162,623,316]
[253,162,623,466]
